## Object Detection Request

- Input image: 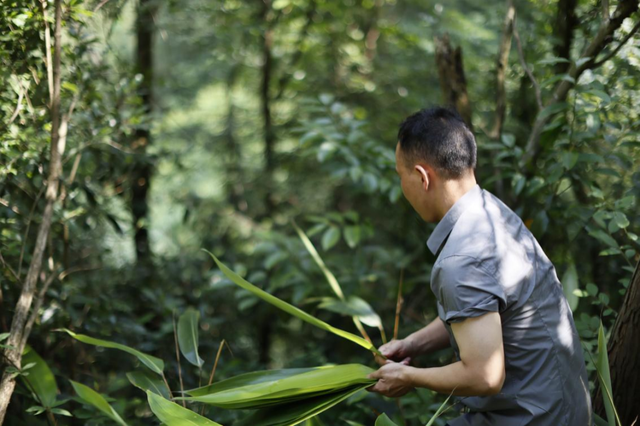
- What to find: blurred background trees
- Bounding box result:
[1,0,639,424]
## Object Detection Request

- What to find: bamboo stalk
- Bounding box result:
[393,269,404,341]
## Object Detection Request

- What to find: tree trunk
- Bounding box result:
[0,0,63,423]
[553,0,578,75]
[131,0,156,265]
[261,0,275,216]
[259,0,276,365]
[434,34,473,130]
[594,259,640,425]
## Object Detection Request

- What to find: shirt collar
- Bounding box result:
[426,184,482,255]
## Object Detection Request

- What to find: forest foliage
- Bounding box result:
[1,0,640,424]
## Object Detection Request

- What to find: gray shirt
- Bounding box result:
[427,185,592,426]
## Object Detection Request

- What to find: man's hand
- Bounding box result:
[375,339,414,366]
[367,360,413,398]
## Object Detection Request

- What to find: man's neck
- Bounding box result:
[436,176,477,221]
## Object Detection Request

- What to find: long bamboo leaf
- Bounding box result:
[70,380,128,426]
[375,414,399,426]
[178,308,205,367]
[147,391,222,426]
[293,222,344,299]
[60,329,164,375]
[186,368,317,397]
[425,392,454,426]
[204,250,379,354]
[22,345,58,408]
[293,224,384,341]
[179,364,375,409]
[596,322,621,426]
[127,371,170,398]
[318,297,382,328]
[236,384,369,426]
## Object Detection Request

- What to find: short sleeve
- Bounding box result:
[431,256,506,324]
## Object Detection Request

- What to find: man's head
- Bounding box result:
[395,107,477,222]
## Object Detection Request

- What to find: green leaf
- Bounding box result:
[343,226,361,249]
[203,250,379,355]
[321,227,341,251]
[586,283,599,297]
[609,212,629,232]
[236,384,369,426]
[538,102,570,120]
[178,308,205,368]
[561,262,579,312]
[147,391,222,426]
[294,222,345,299]
[425,391,454,426]
[596,322,621,426]
[70,380,128,426]
[588,229,619,249]
[375,413,399,426]
[60,329,164,375]
[62,82,78,93]
[126,371,170,398]
[585,90,611,104]
[614,196,635,210]
[179,364,375,409]
[537,56,571,65]
[50,408,73,417]
[21,346,58,408]
[318,297,382,328]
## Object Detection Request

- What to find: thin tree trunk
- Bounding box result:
[261,0,275,215]
[131,0,155,264]
[490,0,515,140]
[594,259,640,425]
[259,0,276,365]
[224,66,246,211]
[0,0,63,422]
[434,34,473,130]
[553,0,578,75]
[489,0,516,200]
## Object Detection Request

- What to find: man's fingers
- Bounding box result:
[367,370,382,380]
[366,382,382,393]
[400,357,411,365]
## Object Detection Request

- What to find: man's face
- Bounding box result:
[395,142,432,221]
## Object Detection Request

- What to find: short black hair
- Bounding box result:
[397,107,477,179]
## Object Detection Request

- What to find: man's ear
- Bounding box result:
[415,165,429,191]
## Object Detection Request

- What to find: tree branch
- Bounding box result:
[20,268,59,350]
[521,0,639,168]
[592,19,640,68]
[0,0,65,421]
[602,0,610,21]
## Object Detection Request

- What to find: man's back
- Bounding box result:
[428,185,592,426]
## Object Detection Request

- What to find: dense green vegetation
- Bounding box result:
[1,0,639,424]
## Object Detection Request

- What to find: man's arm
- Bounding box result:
[405,317,452,354]
[377,317,451,364]
[369,312,505,397]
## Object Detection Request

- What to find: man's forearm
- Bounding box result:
[405,317,451,355]
[404,361,502,396]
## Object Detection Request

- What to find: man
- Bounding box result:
[368,107,592,425]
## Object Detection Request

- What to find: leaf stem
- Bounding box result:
[172,313,186,407]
